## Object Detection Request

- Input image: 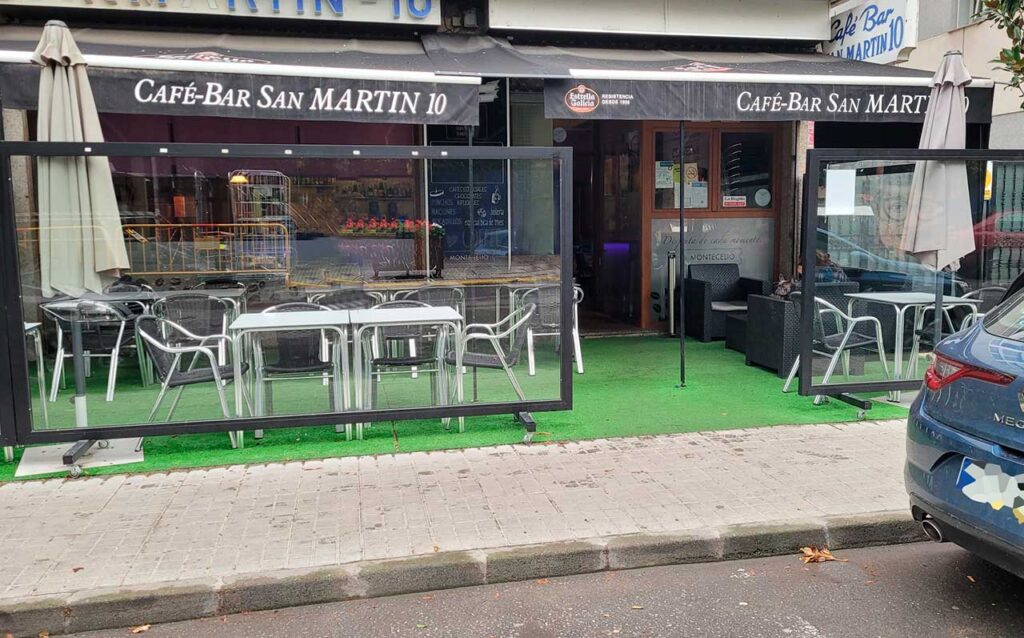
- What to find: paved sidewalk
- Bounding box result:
[0,419,909,602]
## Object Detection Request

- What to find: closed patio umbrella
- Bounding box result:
[900,50,975,271]
[33,21,130,432]
[33,20,129,298]
[900,50,975,350]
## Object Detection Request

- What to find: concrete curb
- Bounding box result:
[0,510,924,637]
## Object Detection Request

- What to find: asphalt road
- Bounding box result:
[71,543,1024,638]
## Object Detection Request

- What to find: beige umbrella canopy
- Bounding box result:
[899,51,976,271]
[33,20,129,297]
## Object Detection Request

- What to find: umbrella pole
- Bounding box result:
[678,120,686,388]
[71,318,88,428]
[62,316,98,472]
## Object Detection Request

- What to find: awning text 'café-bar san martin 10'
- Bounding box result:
[0,26,482,126]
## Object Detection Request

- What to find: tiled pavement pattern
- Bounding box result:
[0,420,907,599]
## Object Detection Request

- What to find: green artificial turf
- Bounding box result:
[0,337,908,481]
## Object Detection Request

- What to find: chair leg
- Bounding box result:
[105,347,121,402]
[842,351,851,380]
[165,385,187,422]
[49,348,64,403]
[147,382,171,423]
[409,339,418,379]
[573,327,584,374]
[782,356,800,393]
[527,328,536,376]
[502,363,527,401]
[814,350,846,406]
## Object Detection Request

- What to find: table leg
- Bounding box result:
[232,330,244,418]
[455,321,465,433]
[890,305,909,403]
[336,333,352,441]
[33,330,48,427]
[3,446,13,463]
[353,327,365,441]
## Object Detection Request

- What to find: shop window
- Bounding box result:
[653,130,709,210]
[720,131,773,210]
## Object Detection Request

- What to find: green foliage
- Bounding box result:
[979,0,1024,109]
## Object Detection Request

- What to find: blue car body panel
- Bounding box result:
[906,322,1024,577]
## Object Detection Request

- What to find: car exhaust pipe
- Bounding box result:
[921,519,945,543]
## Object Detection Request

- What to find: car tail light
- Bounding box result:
[925,354,1015,391]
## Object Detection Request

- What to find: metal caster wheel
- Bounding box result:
[522,432,534,444]
[857,410,867,420]
[67,465,83,479]
[97,440,110,449]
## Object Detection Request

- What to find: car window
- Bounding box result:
[985,290,1024,340]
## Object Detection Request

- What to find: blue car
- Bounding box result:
[907,290,1024,578]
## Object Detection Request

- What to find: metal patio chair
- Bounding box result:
[252,302,337,428]
[782,293,890,404]
[151,293,233,364]
[42,299,136,403]
[520,284,584,376]
[135,315,248,449]
[361,300,449,411]
[445,303,537,407]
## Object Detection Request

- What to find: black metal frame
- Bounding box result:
[798,147,1024,397]
[0,142,573,445]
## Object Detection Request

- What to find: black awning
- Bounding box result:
[0,26,481,125]
[421,35,994,124]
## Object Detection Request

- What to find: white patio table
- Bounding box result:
[228,310,353,441]
[844,291,980,401]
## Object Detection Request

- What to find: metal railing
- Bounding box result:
[17,222,292,279]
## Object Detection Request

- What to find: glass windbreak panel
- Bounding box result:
[648,217,775,326]
[13,151,564,434]
[720,132,773,210]
[654,130,710,210]
[806,158,1004,394]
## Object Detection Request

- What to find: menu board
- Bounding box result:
[427,155,508,259]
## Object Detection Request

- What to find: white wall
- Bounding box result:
[488,0,829,40]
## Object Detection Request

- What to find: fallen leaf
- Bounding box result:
[416,623,429,629]
[71,567,84,573]
[630,605,644,610]
[864,579,877,585]
[130,625,151,634]
[421,594,434,602]
[967,575,976,583]
[799,546,848,564]
[535,578,549,585]
[38,632,49,638]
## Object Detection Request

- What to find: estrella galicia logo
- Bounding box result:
[564,84,600,114]
[659,62,733,73]
[140,51,271,65]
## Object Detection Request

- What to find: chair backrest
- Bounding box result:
[687,263,741,301]
[964,286,1008,313]
[398,286,464,310]
[789,292,843,345]
[505,303,537,366]
[192,278,246,291]
[257,302,329,372]
[371,300,440,354]
[521,285,560,329]
[43,300,130,352]
[135,315,179,383]
[151,293,230,339]
[312,288,375,310]
[104,281,153,294]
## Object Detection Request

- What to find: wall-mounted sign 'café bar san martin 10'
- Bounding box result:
[0,0,440,25]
